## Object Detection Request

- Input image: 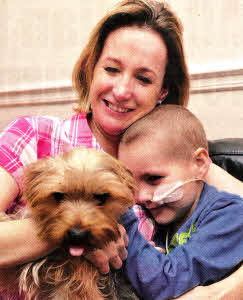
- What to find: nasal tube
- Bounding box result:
[152,178,203,205]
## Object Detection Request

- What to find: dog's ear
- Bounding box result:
[22,156,56,205]
[113,158,137,198]
[23,156,52,185]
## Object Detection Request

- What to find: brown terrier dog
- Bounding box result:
[0,147,139,300]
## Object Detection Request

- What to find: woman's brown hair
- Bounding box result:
[72,0,190,113]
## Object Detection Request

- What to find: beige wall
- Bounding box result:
[171,0,243,69]
[0,0,118,89]
[1,0,243,140]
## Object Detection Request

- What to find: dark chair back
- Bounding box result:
[209,139,243,181]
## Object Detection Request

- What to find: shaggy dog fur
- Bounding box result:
[0,147,139,300]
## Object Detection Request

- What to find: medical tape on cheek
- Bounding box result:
[152,178,203,205]
[152,181,184,205]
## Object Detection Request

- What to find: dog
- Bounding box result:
[0,147,139,300]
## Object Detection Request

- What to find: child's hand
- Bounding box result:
[149,241,166,253]
[84,224,128,274]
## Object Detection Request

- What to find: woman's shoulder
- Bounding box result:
[1,115,65,133]
[0,114,86,136]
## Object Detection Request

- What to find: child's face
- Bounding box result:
[119,140,201,228]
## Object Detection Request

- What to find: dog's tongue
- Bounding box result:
[69,246,85,256]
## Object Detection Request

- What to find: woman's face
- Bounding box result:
[89,26,168,139]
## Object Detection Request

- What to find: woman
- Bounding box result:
[0,0,242,299]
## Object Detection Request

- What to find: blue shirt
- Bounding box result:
[122,183,243,300]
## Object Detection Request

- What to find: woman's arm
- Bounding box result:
[206,163,243,196]
[0,167,56,267]
[0,218,57,268]
[0,166,19,211]
[175,264,243,300]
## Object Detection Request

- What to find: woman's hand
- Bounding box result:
[174,286,220,300]
[175,263,243,300]
[84,224,129,274]
[84,227,166,273]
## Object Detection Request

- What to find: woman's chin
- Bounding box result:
[102,123,127,137]
[98,114,130,137]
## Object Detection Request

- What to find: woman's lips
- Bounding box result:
[104,99,133,113]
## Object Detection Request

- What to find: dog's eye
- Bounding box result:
[52,192,65,203]
[94,193,109,206]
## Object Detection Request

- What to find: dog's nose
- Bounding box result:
[67,228,90,245]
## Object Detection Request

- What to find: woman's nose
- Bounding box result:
[113,74,132,101]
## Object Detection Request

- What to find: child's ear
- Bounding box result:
[192,147,211,179]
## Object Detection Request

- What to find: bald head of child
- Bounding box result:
[119,104,209,163]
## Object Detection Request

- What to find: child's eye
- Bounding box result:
[136,75,152,84]
[146,175,163,184]
[105,67,119,73]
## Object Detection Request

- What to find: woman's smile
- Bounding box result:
[103,99,134,114]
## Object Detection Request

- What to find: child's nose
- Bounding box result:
[136,188,152,205]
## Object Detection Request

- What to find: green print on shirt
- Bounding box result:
[167,221,197,254]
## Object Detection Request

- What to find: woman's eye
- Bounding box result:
[136,75,152,84]
[105,67,119,73]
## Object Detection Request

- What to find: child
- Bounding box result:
[118,105,243,300]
